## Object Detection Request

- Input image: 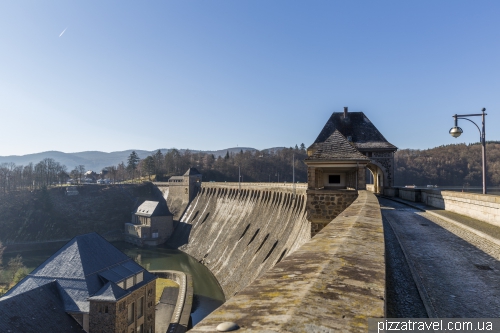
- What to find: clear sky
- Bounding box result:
[1,1,499,156]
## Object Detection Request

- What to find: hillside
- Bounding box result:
[394,142,500,186]
[0,147,270,172]
[0,184,159,244]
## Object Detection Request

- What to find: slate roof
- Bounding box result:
[306,130,370,161]
[312,111,397,150]
[88,282,129,302]
[184,167,201,176]
[135,201,172,217]
[1,233,156,314]
[0,282,86,333]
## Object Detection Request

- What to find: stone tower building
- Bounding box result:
[305,107,397,235]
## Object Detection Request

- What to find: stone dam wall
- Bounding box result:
[155,183,191,220]
[168,182,311,299]
[190,190,385,333]
[388,188,500,227]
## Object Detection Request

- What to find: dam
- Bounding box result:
[168,182,311,298]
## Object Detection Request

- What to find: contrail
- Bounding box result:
[59,28,67,37]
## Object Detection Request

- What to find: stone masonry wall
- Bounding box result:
[113,280,156,333]
[306,189,358,236]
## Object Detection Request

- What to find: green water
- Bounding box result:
[4,242,225,325]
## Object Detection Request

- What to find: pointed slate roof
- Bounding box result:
[0,282,86,333]
[135,200,172,217]
[2,233,155,313]
[88,282,129,302]
[312,111,397,150]
[183,167,201,176]
[306,130,370,161]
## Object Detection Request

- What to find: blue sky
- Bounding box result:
[1,1,499,156]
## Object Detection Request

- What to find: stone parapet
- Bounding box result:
[392,188,500,227]
[201,182,307,192]
[189,190,385,333]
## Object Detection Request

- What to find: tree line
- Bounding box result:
[131,144,309,183]
[394,142,500,187]
[0,144,308,194]
[2,141,498,193]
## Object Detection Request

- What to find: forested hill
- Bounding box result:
[394,142,500,187]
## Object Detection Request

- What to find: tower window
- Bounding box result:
[328,175,341,184]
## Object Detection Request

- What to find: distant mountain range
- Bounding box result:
[0,147,285,172]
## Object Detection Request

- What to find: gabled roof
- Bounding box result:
[88,282,129,302]
[0,282,86,333]
[183,167,201,176]
[2,233,155,313]
[312,111,397,150]
[135,201,172,217]
[306,130,370,161]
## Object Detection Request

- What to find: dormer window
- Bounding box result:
[126,276,134,289]
[136,272,143,284]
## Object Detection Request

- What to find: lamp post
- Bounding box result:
[449,108,487,194]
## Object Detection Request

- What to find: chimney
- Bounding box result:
[343,106,348,118]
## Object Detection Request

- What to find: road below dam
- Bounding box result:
[166,183,311,299]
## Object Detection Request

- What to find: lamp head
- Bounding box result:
[449,126,463,138]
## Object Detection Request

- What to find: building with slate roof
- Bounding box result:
[0,233,157,333]
[304,107,397,235]
[124,201,173,246]
[306,107,397,193]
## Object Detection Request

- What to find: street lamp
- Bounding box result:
[449,108,487,194]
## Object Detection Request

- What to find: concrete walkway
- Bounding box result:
[156,286,179,333]
[379,196,500,317]
[385,195,500,243]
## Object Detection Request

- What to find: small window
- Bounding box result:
[328,175,341,184]
[138,297,144,318]
[126,277,134,289]
[128,303,135,324]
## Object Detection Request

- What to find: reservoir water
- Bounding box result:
[3,241,225,326]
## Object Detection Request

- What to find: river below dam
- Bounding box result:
[3,241,225,326]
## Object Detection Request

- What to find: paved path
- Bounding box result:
[156,286,179,333]
[379,196,500,317]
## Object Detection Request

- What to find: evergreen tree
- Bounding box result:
[127,151,140,181]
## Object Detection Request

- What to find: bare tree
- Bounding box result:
[77,165,86,184]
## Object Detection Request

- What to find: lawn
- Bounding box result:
[156,278,179,304]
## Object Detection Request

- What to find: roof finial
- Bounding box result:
[343,106,348,118]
